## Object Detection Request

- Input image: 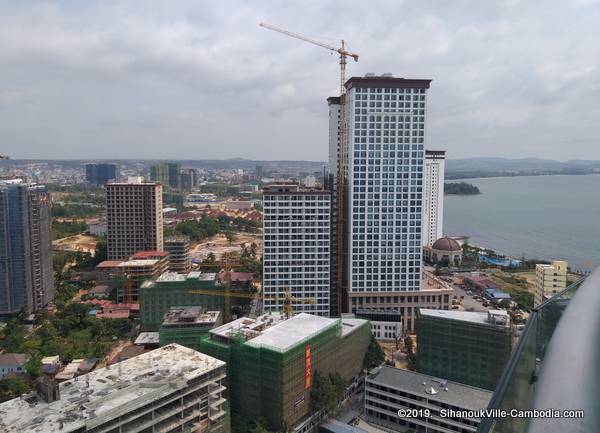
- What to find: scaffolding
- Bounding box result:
[199,316,371,431]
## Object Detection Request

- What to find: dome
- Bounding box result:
[431,237,461,252]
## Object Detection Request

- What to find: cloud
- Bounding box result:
[0,0,599,160]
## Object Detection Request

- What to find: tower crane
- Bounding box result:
[259,22,359,314]
[188,287,315,321]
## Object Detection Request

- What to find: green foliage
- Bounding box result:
[52,220,87,239]
[444,182,481,195]
[363,334,385,370]
[174,217,220,241]
[200,183,240,197]
[52,203,102,218]
[232,417,280,433]
[172,215,259,242]
[310,371,348,414]
[0,377,33,403]
[405,336,416,371]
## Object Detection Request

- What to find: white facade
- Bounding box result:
[303,175,317,188]
[422,150,446,247]
[535,260,568,305]
[331,75,430,314]
[262,185,331,315]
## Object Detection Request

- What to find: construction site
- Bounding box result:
[199,312,371,431]
[159,306,222,350]
[0,344,229,433]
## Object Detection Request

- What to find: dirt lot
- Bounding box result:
[190,232,263,261]
[52,234,98,254]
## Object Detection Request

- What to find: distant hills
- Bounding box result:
[3,157,600,180]
[445,158,600,179]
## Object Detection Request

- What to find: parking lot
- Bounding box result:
[452,282,489,312]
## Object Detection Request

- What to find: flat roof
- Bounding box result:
[0,344,224,433]
[134,332,159,345]
[210,312,286,341]
[419,308,490,325]
[340,318,369,337]
[345,76,432,90]
[247,313,338,351]
[367,365,492,411]
[119,259,159,267]
[152,271,216,283]
[161,307,220,327]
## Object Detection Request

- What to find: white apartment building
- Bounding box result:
[535,260,568,305]
[422,150,446,247]
[328,74,437,330]
[106,177,163,260]
[262,184,331,316]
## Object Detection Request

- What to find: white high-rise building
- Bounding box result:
[422,150,446,247]
[329,75,451,331]
[262,184,331,315]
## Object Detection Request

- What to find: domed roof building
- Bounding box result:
[424,236,462,266]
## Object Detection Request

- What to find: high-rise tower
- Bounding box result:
[106,178,163,260]
[0,180,53,315]
[329,75,449,330]
[422,150,446,247]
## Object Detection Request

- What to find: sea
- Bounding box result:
[443,174,600,272]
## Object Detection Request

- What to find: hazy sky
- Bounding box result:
[1,0,599,161]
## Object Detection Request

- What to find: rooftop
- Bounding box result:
[0,353,29,366]
[152,271,216,283]
[95,260,124,269]
[161,307,220,327]
[419,308,509,326]
[134,332,159,346]
[0,344,225,433]
[210,312,287,341]
[345,74,432,90]
[368,365,492,410]
[118,259,159,267]
[247,313,338,351]
[130,251,168,259]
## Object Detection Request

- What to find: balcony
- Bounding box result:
[477,269,599,433]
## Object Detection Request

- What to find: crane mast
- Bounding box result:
[259,22,359,314]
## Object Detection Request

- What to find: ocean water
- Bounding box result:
[443,174,600,272]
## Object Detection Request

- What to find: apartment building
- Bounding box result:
[535,260,568,305]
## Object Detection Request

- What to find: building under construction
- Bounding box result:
[159,306,221,350]
[199,312,371,431]
[139,272,223,331]
[0,344,229,433]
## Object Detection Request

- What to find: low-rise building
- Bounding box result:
[0,344,229,433]
[354,309,402,341]
[0,354,29,379]
[159,306,221,350]
[423,236,462,266]
[535,260,568,306]
[41,356,61,375]
[200,313,371,432]
[416,309,512,390]
[364,365,492,433]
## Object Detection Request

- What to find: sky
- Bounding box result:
[0,0,599,161]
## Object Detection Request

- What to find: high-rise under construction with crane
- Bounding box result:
[329,75,438,331]
[259,23,449,328]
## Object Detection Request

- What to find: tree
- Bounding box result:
[404,336,416,371]
[363,334,385,370]
[225,231,237,245]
